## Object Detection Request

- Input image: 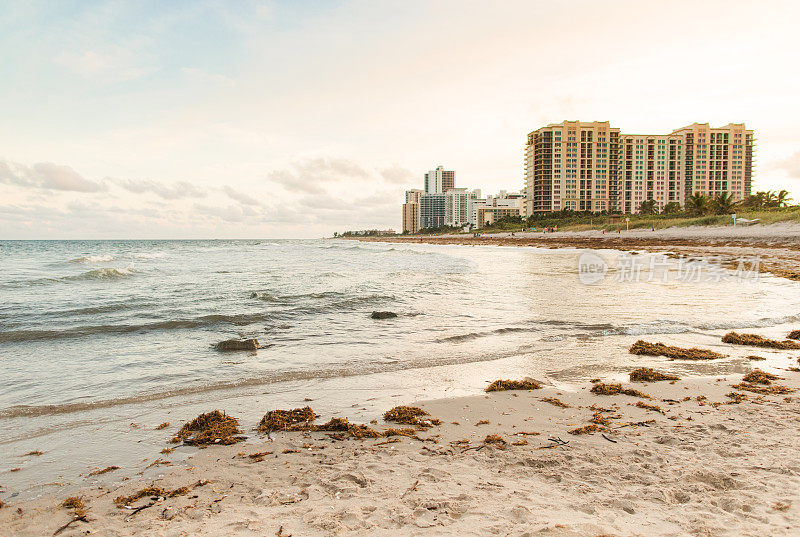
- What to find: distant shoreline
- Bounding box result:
[341,222,800,281]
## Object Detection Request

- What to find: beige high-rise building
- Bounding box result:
[524,121,754,215]
[402,189,423,234]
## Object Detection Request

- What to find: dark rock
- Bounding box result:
[371,311,397,319]
[215,338,260,351]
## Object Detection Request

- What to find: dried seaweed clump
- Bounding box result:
[787,330,800,340]
[383,406,441,428]
[347,424,382,439]
[569,424,601,435]
[113,481,208,507]
[62,497,85,510]
[173,410,244,445]
[746,355,766,361]
[732,382,792,395]
[88,466,119,477]
[313,417,382,438]
[484,434,507,446]
[629,368,680,383]
[313,417,350,432]
[629,340,724,360]
[635,401,664,414]
[155,422,170,430]
[257,407,316,433]
[540,397,569,408]
[742,369,781,385]
[485,379,541,392]
[590,382,650,399]
[113,487,167,507]
[384,428,416,437]
[726,392,748,403]
[722,332,800,350]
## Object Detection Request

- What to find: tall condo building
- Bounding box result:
[424,166,456,194]
[523,121,754,216]
[402,189,423,233]
[420,194,446,229]
[444,188,479,226]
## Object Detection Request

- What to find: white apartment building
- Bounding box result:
[424,166,456,194]
[444,188,479,226]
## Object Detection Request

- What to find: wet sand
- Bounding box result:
[347,223,800,281]
[4,340,800,536]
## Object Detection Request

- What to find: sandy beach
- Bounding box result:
[347,223,800,281]
[4,329,800,536]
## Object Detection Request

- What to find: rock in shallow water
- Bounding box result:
[370,311,397,319]
[215,338,260,351]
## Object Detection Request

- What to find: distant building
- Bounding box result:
[444,188,479,226]
[524,120,754,215]
[424,166,455,194]
[420,193,446,229]
[402,189,423,234]
[477,206,522,228]
[470,191,524,227]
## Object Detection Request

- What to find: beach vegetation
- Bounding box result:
[540,397,569,408]
[484,434,507,446]
[629,367,680,382]
[569,424,601,435]
[742,369,781,385]
[630,340,724,360]
[485,379,542,392]
[383,406,441,427]
[173,410,244,445]
[590,382,650,398]
[722,332,800,349]
[257,407,316,432]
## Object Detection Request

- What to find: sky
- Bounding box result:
[1,0,799,239]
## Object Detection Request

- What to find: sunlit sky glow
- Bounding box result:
[1,0,799,238]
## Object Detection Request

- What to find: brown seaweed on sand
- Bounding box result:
[742,369,781,385]
[732,382,792,395]
[746,355,766,361]
[173,410,244,445]
[485,379,541,392]
[726,392,748,403]
[383,406,441,427]
[590,382,650,399]
[635,401,665,414]
[569,424,601,435]
[787,330,800,340]
[484,434,507,446]
[629,340,724,360]
[257,407,316,433]
[113,481,208,507]
[722,332,800,350]
[62,497,85,510]
[540,397,570,408]
[629,368,680,382]
[155,422,170,430]
[87,466,119,477]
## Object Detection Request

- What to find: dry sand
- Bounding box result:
[4,359,800,536]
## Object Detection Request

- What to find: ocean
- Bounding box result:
[2,239,799,499]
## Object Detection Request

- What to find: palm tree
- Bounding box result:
[710,192,736,215]
[776,189,793,207]
[763,190,779,208]
[686,193,708,216]
[638,199,657,215]
[661,202,682,215]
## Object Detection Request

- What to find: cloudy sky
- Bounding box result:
[2,0,799,238]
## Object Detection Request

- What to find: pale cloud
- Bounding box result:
[0,160,105,192]
[222,185,263,206]
[267,157,371,194]
[772,150,800,178]
[378,164,414,184]
[111,178,207,200]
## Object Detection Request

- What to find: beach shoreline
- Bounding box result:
[342,223,800,281]
[4,337,800,536]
